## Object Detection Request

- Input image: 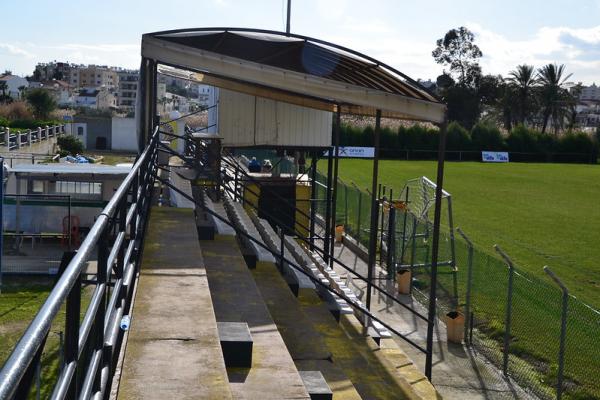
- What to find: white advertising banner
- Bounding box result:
[482,151,509,163]
[324,146,375,158]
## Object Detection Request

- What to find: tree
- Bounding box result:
[26,88,56,119]
[0,81,11,103]
[18,85,27,100]
[57,135,84,155]
[432,27,483,86]
[508,65,537,125]
[536,63,573,134]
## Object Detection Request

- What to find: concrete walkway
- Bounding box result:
[327,238,534,400]
[117,207,231,400]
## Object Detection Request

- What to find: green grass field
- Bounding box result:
[332,159,600,309]
[0,277,91,398]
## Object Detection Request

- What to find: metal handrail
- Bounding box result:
[0,127,159,399]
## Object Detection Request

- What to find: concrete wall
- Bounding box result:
[74,116,112,150]
[111,117,137,151]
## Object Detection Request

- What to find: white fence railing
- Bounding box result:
[0,124,66,151]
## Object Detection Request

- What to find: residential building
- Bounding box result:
[580,84,600,101]
[117,69,139,111]
[78,66,119,89]
[34,62,75,83]
[0,74,29,99]
[198,84,211,106]
[75,88,117,110]
[29,80,74,106]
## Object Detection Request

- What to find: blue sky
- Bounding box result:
[1,0,599,83]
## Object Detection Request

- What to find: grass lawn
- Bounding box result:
[330,159,600,308]
[0,276,92,398]
[329,159,600,399]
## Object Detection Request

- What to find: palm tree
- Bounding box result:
[536,63,573,134]
[508,64,536,125]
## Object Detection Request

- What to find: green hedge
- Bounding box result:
[339,122,599,163]
[6,119,61,130]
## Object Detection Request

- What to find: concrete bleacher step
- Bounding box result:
[216,196,438,399]
[198,232,310,399]
[299,371,333,400]
[249,258,363,400]
[117,207,232,400]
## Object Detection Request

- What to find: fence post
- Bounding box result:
[457,228,474,344]
[544,266,569,400]
[5,128,10,151]
[37,127,41,143]
[344,182,348,228]
[27,130,31,147]
[495,245,515,376]
[387,205,396,279]
[353,183,362,244]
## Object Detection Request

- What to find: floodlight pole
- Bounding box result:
[424,116,448,380]
[286,0,292,35]
[366,109,382,313]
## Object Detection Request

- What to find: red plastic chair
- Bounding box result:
[62,215,81,249]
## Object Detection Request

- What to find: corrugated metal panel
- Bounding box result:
[255,97,277,144]
[218,89,256,146]
[214,88,331,147]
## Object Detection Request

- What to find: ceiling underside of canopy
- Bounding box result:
[142,28,446,123]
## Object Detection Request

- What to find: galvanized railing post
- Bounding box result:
[94,227,109,392]
[457,228,474,344]
[64,271,82,397]
[544,266,569,400]
[495,245,515,376]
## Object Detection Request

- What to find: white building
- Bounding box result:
[117,70,138,111]
[580,84,600,101]
[198,84,211,106]
[29,80,74,106]
[0,74,29,99]
[75,88,117,110]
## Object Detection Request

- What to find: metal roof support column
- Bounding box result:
[425,117,449,380]
[366,109,381,312]
[323,146,333,264]
[329,108,341,267]
[309,151,318,251]
[137,57,157,152]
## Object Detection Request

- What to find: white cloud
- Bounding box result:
[467,23,600,83]
[0,43,35,59]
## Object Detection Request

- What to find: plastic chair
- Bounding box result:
[62,215,81,249]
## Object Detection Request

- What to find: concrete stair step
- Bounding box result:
[198,233,310,399]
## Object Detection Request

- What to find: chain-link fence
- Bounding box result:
[319,172,600,400]
[1,194,74,276]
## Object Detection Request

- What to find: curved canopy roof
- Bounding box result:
[142,28,446,123]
